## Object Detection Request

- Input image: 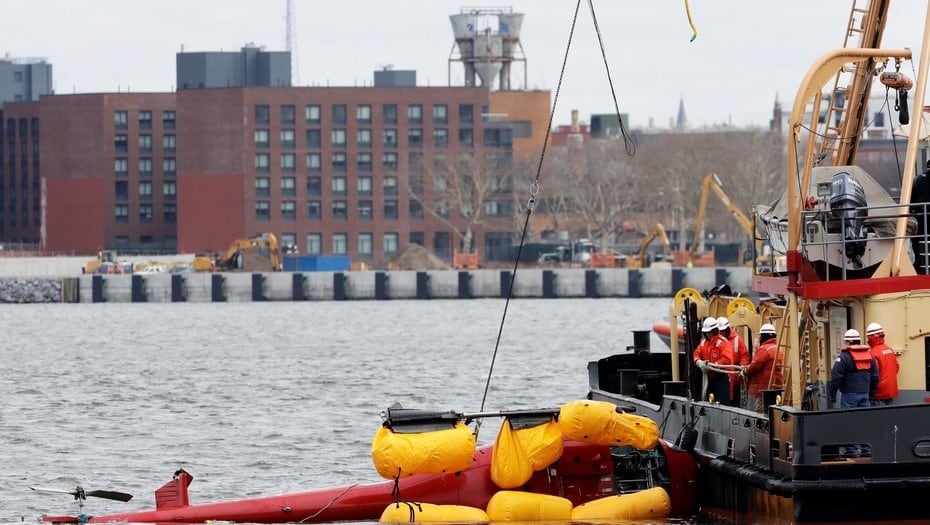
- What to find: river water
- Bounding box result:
[0,298,706,524]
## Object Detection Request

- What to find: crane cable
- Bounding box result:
[475,0,632,438]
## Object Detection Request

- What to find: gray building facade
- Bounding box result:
[176,45,291,90]
[0,56,52,108]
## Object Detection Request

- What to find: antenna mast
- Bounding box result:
[286,0,299,85]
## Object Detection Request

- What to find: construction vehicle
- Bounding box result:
[674,172,765,268]
[84,250,132,274]
[194,233,283,272]
[627,223,672,268]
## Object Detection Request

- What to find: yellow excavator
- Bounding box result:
[193,233,282,272]
[627,223,672,269]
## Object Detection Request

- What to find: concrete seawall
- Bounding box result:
[55,266,752,303]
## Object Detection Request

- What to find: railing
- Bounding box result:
[799,201,930,280]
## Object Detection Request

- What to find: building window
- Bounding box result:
[139,181,153,199]
[305,104,321,124]
[163,110,176,129]
[433,104,448,124]
[384,232,398,255]
[281,200,296,220]
[139,134,152,152]
[281,153,296,171]
[332,176,347,195]
[358,176,372,195]
[280,129,295,148]
[332,104,347,124]
[383,129,397,148]
[306,153,321,172]
[255,153,270,171]
[281,176,296,196]
[357,129,372,147]
[306,233,322,254]
[408,153,423,174]
[433,128,448,147]
[382,152,397,172]
[164,203,177,223]
[255,201,270,220]
[139,204,153,223]
[384,176,398,196]
[139,110,152,129]
[163,134,176,151]
[281,104,295,124]
[163,181,177,198]
[114,111,128,129]
[358,232,373,256]
[255,176,270,197]
[115,204,129,223]
[484,128,513,147]
[459,104,473,124]
[332,129,346,148]
[410,200,423,219]
[410,232,425,246]
[408,104,422,124]
[139,158,153,177]
[332,152,346,171]
[408,129,422,148]
[115,134,128,152]
[115,180,129,200]
[357,152,372,172]
[333,233,348,254]
[357,104,372,123]
[163,158,176,176]
[307,200,322,219]
[359,200,373,220]
[254,129,269,147]
[383,200,399,219]
[306,176,322,196]
[255,104,270,124]
[280,233,297,252]
[383,104,397,124]
[307,129,322,148]
[459,128,473,146]
[115,158,128,176]
[333,201,347,220]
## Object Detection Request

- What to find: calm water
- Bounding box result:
[0,297,700,523]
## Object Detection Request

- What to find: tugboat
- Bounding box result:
[590,1,930,522]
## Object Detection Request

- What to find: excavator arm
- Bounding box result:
[688,173,759,258]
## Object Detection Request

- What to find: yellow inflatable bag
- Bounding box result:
[379,502,489,523]
[558,400,658,450]
[486,490,573,521]
[571,487,671,521]
[514,419,563,470]
[371,422,476,479]
[491,419,532,489]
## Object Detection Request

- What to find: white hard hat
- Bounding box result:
[866,322,883,336]
[702,317,719,333]
[843,328,861,342]
[759,323,777,335]
[717,317,730,330]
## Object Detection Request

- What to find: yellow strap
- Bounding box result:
[684,0,698,42]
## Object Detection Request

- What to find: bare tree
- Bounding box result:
[405,149,518,254]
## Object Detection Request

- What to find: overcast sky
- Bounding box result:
[2,1,927,129]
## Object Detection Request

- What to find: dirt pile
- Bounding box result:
[387,244,450,270]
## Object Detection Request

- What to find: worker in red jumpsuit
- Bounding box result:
[694,317,734,404]
[740,323,783,412]
[866,322,899,406]
[718,316,750,408]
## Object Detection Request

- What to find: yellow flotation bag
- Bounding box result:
[486,490,573,521]
[558,400,658,450]
[571,487,671,521]
[379,502,489,523]
[491,419,532,489]
[371,422,476,479]
[514,418,563,470]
